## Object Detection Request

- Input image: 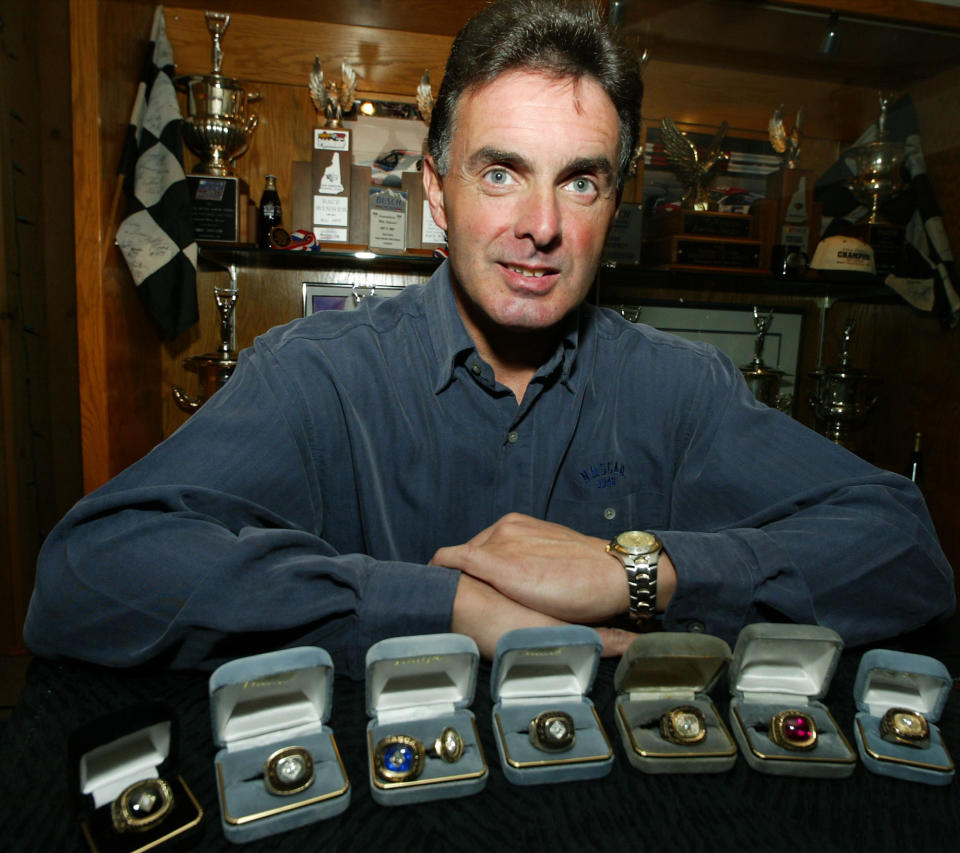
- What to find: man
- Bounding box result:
[24,0,954,678]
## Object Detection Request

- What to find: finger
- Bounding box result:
[594,626,642,657]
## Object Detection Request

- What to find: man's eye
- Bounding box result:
[565,176,597,195]
[484,169,514,186]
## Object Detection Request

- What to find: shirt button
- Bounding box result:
[603,507,616,520]
[471,363,482,375]
[686,620,705,633]
[507,431,519,444]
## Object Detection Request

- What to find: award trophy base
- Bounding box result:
[859,222,905,278]
[187,175,253,244]
[644,210,761,274]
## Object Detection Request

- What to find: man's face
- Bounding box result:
[424,70,621,348]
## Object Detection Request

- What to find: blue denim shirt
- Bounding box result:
[25,262,954,677]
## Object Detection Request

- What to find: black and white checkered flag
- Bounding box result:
[116,5,198,340]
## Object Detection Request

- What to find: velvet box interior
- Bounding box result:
[208,646,350,843]
[490,625,614,785]
[69,701,203,853]
[853,648,955,786]
[613,632,737,774]
[728,623,857,778]
[365,633,488,806]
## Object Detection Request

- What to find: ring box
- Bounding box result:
[69,702,203,853]
[365,633,488,806]
[613,632,737,774]
[852,648,955,785]
[209,647,350,843]
[728,623,856,777]
[490,625,614,785]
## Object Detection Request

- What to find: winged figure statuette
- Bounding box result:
[309,58,358,128]
[769,104,804,169]
[417,69,435,127]
[660,117,728,211]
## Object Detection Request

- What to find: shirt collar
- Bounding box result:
[424,260,583,395]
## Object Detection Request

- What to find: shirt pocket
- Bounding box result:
[547,490,669,540]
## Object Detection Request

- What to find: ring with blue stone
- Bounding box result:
[374,735,426,782]
[528,710,576,752]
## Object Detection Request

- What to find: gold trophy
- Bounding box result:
[849,93,904,226]
[178,12,259,177]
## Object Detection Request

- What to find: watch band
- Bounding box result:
[607,531,660,621]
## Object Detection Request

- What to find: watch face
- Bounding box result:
[616,530,659,555]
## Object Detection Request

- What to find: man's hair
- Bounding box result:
[427,0,643,188]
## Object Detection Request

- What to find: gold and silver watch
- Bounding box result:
[607,530,661,621]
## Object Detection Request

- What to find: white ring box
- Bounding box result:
[490,625,614,785]
[728,623,856,777]
[70,702,203,853]
[209,647,350,843]
[365,633,488,806]
[613,632,737,774]
[853,648,955,786]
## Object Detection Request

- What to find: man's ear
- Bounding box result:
[422,155,449,232]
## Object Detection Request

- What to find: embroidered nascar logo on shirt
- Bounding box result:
[579,460,625,490]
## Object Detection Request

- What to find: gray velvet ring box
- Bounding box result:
[490,625,614,785]
[365,633,488,806]
[613,632,737,774]
[728,623,856,778]
[208,647,350,844]
[853,648,955,786]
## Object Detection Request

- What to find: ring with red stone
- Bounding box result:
[879,707,929,748]
[768,709,818,750]
[659,705,707,745]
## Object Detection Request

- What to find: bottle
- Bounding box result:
[258,175,282,249]
[908,432,923,486]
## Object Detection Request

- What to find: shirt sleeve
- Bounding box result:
[23,337,460,679]
[657,349,955,646]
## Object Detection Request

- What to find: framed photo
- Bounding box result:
[302,281,407,317]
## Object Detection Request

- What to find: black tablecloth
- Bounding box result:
[1,645,958,853]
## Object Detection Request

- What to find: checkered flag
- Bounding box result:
[116,5,198,340]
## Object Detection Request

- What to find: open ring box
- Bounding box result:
[69,702,203,853]
[208,646,350,843]
[613,632,737,774]
[853,648,955,785]
[728,623,856,777]
[365,633,488,806]
[490,625,614,785]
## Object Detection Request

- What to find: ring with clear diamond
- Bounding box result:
[659,705,707,745]
[427,726,464,763]
[110,777,174,833]
[879,707,929,748]
[528,710,576,752]
[264,746,315,796]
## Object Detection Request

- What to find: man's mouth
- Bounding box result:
[505,264,550,278]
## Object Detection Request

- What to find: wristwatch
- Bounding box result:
[606,530,661,621]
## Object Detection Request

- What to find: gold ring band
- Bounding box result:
[528,710,576,752]
[769,709,817,750]
[659,705,707,745]
[879,707,929,748]
[264,745,315,796]
[110,777,174,833]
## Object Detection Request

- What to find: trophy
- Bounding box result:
[645,118,761,272]
[768,105,804,171]
[740,308,789,411]
[172,286,238,413]
[178,12,259,177]
[807,321,879,450]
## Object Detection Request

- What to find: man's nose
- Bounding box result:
[514,186,561,250]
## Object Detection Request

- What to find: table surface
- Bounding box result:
[2,634,958,853]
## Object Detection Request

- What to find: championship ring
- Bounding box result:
[428,726,464,763]
[528,710,576,752]
[110,777,174,833]
[659,705,707,745]
[264,745,315,796]
[374,735,426,782]
[879,707,929,748]
[769,709,818,751]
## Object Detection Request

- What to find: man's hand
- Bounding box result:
[434,513,630,623]
[451,574,640,659]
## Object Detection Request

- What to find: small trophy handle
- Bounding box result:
[172,385,203,412]
[206,11,231,75]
